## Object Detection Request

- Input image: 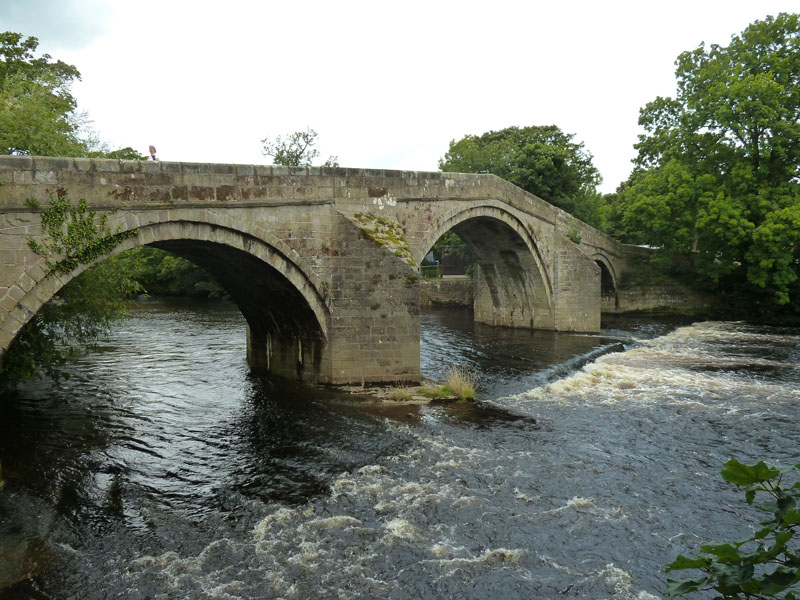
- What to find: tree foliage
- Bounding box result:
[0,31,85,156]
[665,459,800,599]
[0,31,145,160]
[0,33,154,386]
[261,127,339,167]
[439,125,604,227]
[114,247,226,298]
[613,14,800,311]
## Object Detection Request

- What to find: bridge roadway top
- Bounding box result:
[0,155,624,245]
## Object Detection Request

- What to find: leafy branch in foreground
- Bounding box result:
[665,459,800,598]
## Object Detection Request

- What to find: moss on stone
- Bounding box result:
[353,212,417,268]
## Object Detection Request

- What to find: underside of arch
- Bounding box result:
[422,210,554,330]
[592,254,619,311]
[7,221,331,383]
[151,239,326,381]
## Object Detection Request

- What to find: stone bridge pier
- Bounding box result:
[0,157,700,385]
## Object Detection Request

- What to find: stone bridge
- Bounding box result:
[0,156,693,384]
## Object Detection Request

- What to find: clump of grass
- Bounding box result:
[417,386,452,400]
[445,365,476,400]
[415,366,477,401]
[390,388,413,401]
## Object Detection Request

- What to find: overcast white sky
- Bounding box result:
[2,0,798,192]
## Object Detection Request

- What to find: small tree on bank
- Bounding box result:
[261,127,339,167]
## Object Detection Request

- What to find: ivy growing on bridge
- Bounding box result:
[26,192,137,273]
[0,193,141,387]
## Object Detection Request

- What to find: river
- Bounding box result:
[1,299,799,599]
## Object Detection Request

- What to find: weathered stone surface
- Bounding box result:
[0,157,709,384]
[420,277,473,308]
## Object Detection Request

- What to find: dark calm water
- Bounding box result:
[1,299,799,599]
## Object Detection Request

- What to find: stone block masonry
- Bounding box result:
[0,156,705,384]
[420,277,473,308]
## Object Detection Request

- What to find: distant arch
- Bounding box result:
[415,204,553,304]
[590,252,619,309]
[416,204,554,329]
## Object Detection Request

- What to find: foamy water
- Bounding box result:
[2,310,799,599]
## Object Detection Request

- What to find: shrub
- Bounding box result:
[665,459,800,598]
[445,365,476,400]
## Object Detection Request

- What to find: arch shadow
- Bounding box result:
[417,206,554,330]
[8,221,330,382]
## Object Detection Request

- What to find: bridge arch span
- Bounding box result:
[415,204,554,330]
[9,220,331,381]
[415,204,551,293]
[589,251,619,310]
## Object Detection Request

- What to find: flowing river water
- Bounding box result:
[1,299,799,599]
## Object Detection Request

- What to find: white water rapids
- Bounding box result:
[1,305,798,599]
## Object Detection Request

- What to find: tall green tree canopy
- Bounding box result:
[618,13,800,310]
[0,31,144,159]
[439,125,604,226]
[0,32,86,156]
[0,33,148,386]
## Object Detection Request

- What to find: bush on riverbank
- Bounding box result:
[445,365,477,400]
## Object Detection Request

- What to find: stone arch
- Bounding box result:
[415,204,552,298]
[416,204,554,330]
[5,220,330,381]
[590,252,619,310]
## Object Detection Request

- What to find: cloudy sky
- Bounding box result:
[2,0,798,192]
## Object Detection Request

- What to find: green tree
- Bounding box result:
[0,31,144,160]
[0,32,85,156]
[261,127,339,167]
[619,14,800,311]
[115,246,226,298]
[439,125,604,227]
[0,33,149,386]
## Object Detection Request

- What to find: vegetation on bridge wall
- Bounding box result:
[354,212,417,268]
[1,193,142,386]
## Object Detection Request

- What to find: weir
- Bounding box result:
[0,156,702,384]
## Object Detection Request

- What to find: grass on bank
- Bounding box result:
[387,366,477,402]
[414,366,477,400]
